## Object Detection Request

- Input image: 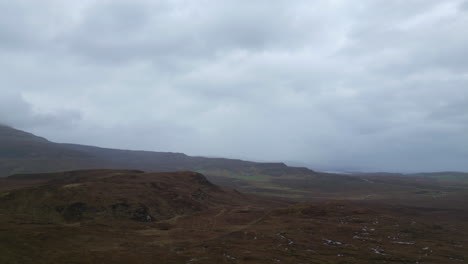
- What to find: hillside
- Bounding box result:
[2,125,468,202]
[0,125,352,198]
[0,169,466,264]
[0,125,315,178]
[1,169,249,223]
[0,124,88,159]
[0,125,109,176]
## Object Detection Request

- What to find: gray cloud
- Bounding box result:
[0,0,467,172]
[0,91,82,129]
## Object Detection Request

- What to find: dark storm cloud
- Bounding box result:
[0,0,467,172]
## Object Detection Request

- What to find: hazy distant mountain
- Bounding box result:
[4,125,466,200]
[0,125,316,179]
[0,124,87,159]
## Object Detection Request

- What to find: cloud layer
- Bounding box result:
[1,0,467,172]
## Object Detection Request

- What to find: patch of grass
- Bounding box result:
[199,169,314,198]
[135,228,162,235]
[198,169,272,183]
[414,189,450,197]
[63,183,83,189]
[253,191,306,199]
[254,184,309,193]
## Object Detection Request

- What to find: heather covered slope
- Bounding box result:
[0,124,88,159]
[0,170,247,224]
[0,169,466,264]
[0,125,108,176]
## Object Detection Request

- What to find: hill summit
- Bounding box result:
[1,169,244,223]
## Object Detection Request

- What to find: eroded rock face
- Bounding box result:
[110,202,132,219]
[192,188,210,201]
[56,202,88,222]
[190,172,214,186]
[130,205,152,222]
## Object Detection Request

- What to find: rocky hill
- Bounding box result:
[1,169,248,223]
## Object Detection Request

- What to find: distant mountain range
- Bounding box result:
[0,124,316,177]
[2,124,467,200]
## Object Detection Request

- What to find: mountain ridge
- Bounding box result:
[0,125,314,178]
[3,125,467,202]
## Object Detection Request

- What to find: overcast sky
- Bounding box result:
[1,0,467,172]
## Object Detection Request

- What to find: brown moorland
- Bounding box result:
[0,169,466,264]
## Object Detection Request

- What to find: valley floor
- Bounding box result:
[1,201,467,263]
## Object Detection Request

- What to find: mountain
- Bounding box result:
[2,125,468,201]
[0,125,355,198]
[0,124,88,159]
[0,125,310,176]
